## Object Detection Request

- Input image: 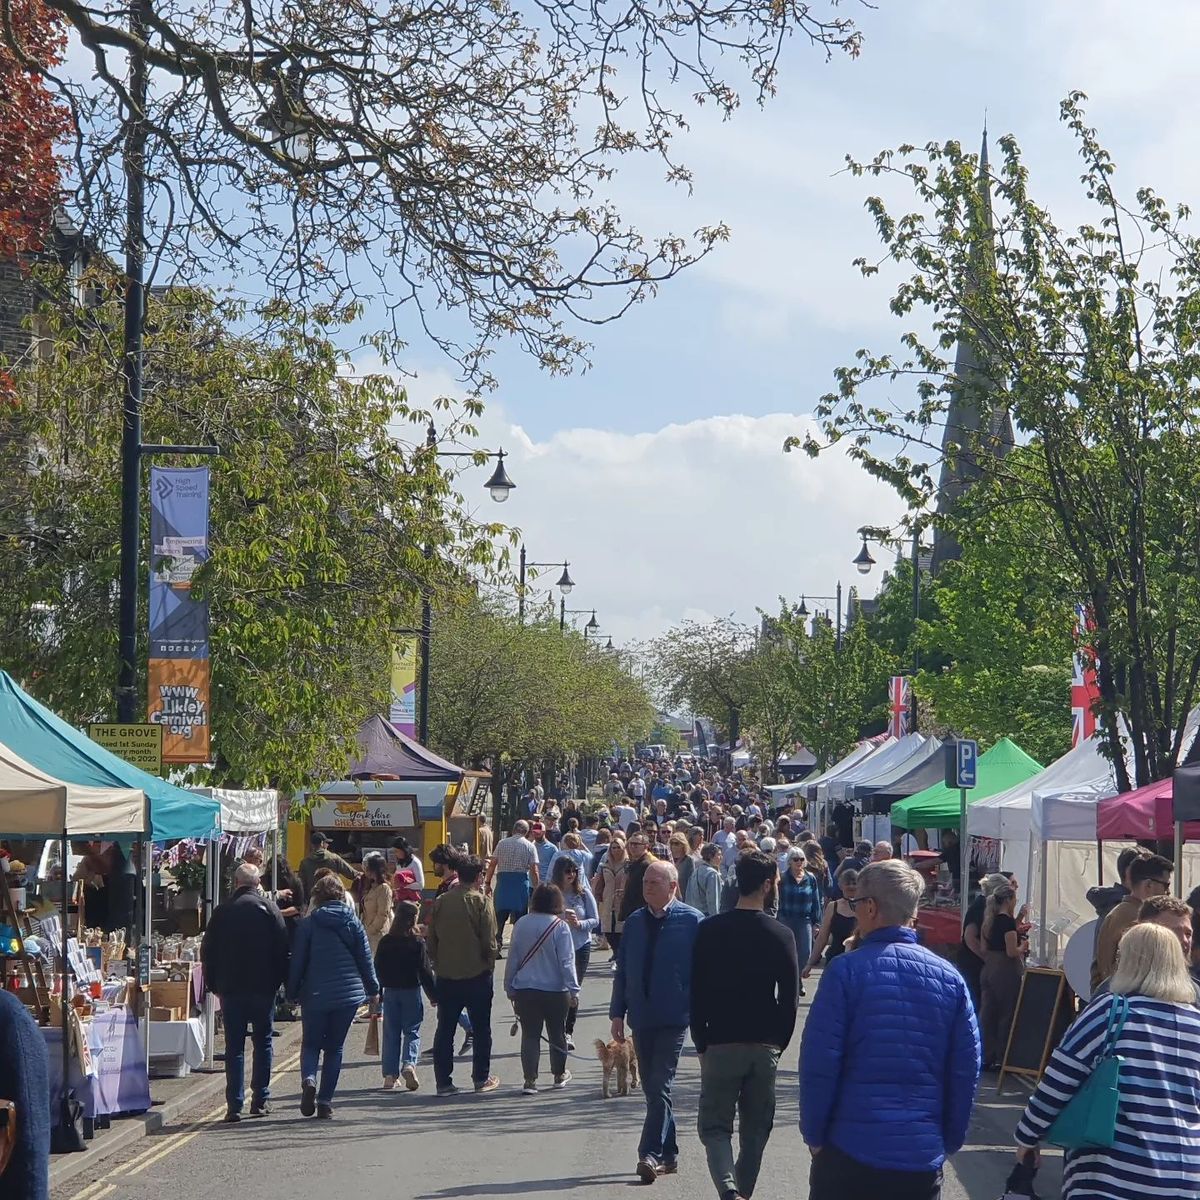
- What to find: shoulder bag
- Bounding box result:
[515,917,564,975]
[1046,994,1129,1150]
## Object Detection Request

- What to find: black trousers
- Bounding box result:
[809,1144,941,1200]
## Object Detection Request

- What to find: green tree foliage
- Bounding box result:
[0,279,499,789]
[642,617,755,746]
[428,598,654,772]
[769,602,895,770]
[914,461,1075,763]
[801,95,1200,786]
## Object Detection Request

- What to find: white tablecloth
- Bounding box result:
[147,1018,206,1067]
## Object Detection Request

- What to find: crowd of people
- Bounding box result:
[4,750,1193,1200]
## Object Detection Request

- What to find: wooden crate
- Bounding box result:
[149,979,193,1015]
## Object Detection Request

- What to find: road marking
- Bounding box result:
[106,1049,303,1179]
[68,1181,117,1200]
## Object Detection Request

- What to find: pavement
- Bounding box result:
[53,953,1065,1200]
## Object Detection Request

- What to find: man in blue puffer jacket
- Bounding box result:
[610,859,703,1185]
[800,860,980,1200]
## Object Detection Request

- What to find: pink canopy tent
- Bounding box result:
[1096,777,1200,841]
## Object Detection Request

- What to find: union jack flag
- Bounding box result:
[1072,602,1100,748]
[889,675,911,739]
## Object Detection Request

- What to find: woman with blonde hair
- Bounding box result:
[978,883,1027,1069]
[1014,923,1200,1198]
[593,835,628,970]
[668,832,694,900]
[360,852,394,954]
[958,872,1012,1009]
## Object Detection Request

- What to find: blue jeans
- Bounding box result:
[433,973,493,1088]
[382,987,424,1075]
[221,991,275,1110]
[300,1003,359,1104]
[780,915,814,969]
[632,1026,687,1165]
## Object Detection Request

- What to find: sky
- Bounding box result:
[383,0,1200,645]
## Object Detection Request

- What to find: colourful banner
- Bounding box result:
[147,467,211,762]
[888,675,911,739]
[390,638,418,738]
[1072,602,1100,748]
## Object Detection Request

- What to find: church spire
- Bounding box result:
[929,124,1013,576]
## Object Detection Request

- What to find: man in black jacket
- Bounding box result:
[202,864,289,1121]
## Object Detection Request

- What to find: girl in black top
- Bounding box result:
[374,901,436,1091]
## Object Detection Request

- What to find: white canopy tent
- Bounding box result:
[806,737,897,836]
[820,734,929,806]
[0,741,145,835]
[800,740,887,805]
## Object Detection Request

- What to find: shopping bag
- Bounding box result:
[364,1013,380,1057]
[50,1090,86,1154]
[997,1160,1040,1199]
[1047,995,1128,1150]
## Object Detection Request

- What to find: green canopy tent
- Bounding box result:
[890,737,1041,831]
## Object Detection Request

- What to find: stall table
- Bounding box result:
[915,905,962,948]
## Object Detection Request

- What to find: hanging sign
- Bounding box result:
[88,723,163,774]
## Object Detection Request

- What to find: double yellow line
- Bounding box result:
[67,1050,302,1200]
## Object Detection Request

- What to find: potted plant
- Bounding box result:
[170,848,208,910]
[4,858,27,911]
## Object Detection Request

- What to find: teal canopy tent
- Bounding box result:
[0,671,219,841]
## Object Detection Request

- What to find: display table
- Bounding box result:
[148,1017,206,1077]
[915,906,962,947]
[44,1008,151,1131]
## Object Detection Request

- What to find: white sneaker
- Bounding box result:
[552,1071,572,1090]
[565,1035,575,1051]
[522,1080,538,1095]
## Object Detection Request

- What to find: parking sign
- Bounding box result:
[944,739,978,790]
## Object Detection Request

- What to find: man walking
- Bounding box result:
[484,819,540,955]
[692,851,798,1200]
[297,831,359,896]
[426,854,500,1096]
[800,860,980,1199]
[611,860,703,1184]
[201,863,290,1121]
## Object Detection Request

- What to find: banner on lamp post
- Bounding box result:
[147,467,211,762]
[390,638,418,738]
[1072,602,1101,748]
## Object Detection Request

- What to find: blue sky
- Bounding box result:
[391,0,1200,645]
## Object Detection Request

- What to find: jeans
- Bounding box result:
[514,989,570,1082]
[565,945,591,1034]
[381,987,423,1076]
[697,1043,780,1199]
[809,1144,942,1200]
[495,909,522,954]
[221,991,275,1110]
[299,1003,359,1105]
[434,973,493,1087]
[632,1026,687,1165]
[779,915,813,968]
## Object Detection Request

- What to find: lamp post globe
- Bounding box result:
[586,610,599,632]
[557,566,574,596]
[485,449,515,503]
[853,538,875,575]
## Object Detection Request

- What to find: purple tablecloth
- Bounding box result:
[43,1008,151,1124]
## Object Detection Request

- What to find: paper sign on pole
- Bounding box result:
[88,723,162,774]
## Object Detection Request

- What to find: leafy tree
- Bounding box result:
[14,0,867,381]
[642,617,756,747]
[0,277,497,789]
[801,95,1200,787]
[0,0,70,257]
[741,637,804,783]
[771,601,894,770]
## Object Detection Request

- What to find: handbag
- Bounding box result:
[51,1090,86,1154]
[1046,995,1129,1150]
[997,1160,1040,1199]
[364,1010,380,1056]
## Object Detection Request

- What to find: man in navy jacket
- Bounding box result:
[800,859,980,1200]
[610,859,703,1185]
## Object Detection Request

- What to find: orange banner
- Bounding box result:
[147,658,211,763]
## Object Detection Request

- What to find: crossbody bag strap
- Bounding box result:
[516,917,563,974]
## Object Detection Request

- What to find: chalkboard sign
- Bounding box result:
[998,967,1073,1088]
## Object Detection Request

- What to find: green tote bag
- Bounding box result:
[1046,994,1129,1151]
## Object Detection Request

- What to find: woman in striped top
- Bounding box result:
[1014,922,1200,1199]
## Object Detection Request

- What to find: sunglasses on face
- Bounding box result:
[847,895,873,909]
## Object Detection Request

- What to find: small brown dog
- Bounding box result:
[594,1037,639,1098]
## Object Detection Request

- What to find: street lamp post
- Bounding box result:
[518,546,573,624]
[416,424,516,744]
[797,582,844,649]
[855,525,921,732]
[560,600,596,632]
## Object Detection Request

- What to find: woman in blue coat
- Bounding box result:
[287,873,380,1118]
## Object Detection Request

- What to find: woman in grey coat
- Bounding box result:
[685,843,722,916]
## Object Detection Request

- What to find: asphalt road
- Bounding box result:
[58,951,1064,1200]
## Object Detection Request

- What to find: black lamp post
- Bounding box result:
[796,583,844,649]
[416,424,516,744]
[855,525,921,732]
[518,546,573,624]
[560,601,596,633]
